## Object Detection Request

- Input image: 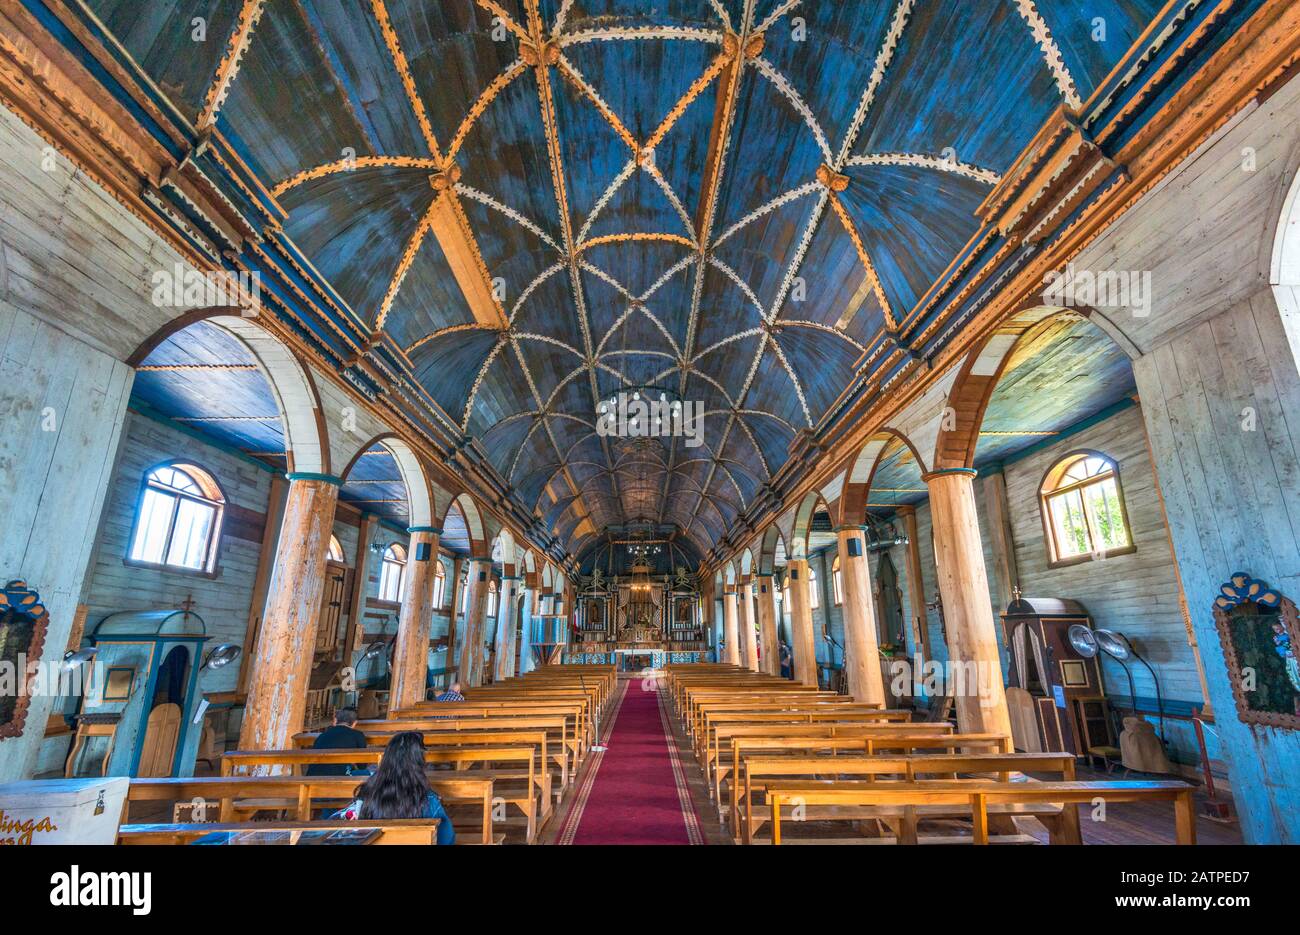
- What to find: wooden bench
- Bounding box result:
[292,726,552,814]
[704,721,960,799]
[122,776,497,844]
[363,715,576,791]
[763,779,1196,845]
[721,734,1015,829]
[119,818,441,845]
[739,752,1077,844]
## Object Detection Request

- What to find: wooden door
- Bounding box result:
[138,703,182,777]
[315,561,349,655]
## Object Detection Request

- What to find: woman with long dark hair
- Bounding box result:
[339,731,455,845]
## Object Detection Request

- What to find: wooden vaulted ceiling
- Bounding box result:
[85,0,1171,561]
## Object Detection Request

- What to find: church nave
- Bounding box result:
[1,0,1299,916]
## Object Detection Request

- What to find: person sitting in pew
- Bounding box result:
[337,731,455,845]
[305,707,368,777]
[434,681,465,703]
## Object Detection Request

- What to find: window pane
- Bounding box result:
[166,498,215,569]
[131,489,177,563]
[1049,490,1091,558]
[1084,477,1130,550]
[379,560,403,602]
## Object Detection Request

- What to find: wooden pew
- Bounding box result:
[703,721,957,798]
[391,699,591,753]
[119,818,440,845]
[243,742,540,841]
[764,779,1196,845]
[693,705,910,755]
[121,776,495,844]
[358,714,576,791]
[722,733,1015,831]
[738,752,1077,844]
[214,751,516,843]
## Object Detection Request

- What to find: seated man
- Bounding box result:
[304,707,368,776]
[434,681,465,703]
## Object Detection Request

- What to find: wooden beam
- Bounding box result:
[342,512,378,665]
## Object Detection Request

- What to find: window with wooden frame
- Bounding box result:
[460,570,470,615]
[327,535,345,563]
[378,543,407,602]
[433,563,446,609]
[808,565,820,610]
[1039,451,1134,566]
[127,463,225,574]
[487,580,499,618]
[832,555,843,605]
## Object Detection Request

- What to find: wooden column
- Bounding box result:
[722,587,740,665]
[924,469,1012,738]
[239,475,340,751]
[495,574,520,682]
[458,558,491,686]
[982,469,1020,611]
[446,557,464,682]
[518,586,537,673]
[895,505,931,660]
[238,470,287,695]
[837,527,887,706]
[342,512,378,665]
[754,575,780,676]
[786,558,818,687]
[740,580,760,671]
[390,526,441,709]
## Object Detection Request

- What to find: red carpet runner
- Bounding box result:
[557,681,703,845]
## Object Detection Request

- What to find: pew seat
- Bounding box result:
[761,779,1196,845]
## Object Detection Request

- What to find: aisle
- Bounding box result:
[556,679,704,845]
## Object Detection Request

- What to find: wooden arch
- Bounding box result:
[932,304,1139,471]
[835,427,928,526]
[442,492,487,556]
[788,489,829,560]
[128,311,330,475]
[757,525,785,575]
[342,433,436,528]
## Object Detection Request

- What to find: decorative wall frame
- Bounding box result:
[0,579,50,740]
[103,666,135,702]
[1213,573,1300,729]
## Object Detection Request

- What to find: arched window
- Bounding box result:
[808,565,820,609]
[460,569,470,615]
[1040,452,1134,565]
[327,535,345,563]
[433,563,446,609]
[378,543,407,602]
[487,580,499,618]
[831,555,843,605]
[128,463,225,573]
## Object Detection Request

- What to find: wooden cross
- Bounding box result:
[180,593,198,614]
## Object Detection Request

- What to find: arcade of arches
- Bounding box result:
[1,0,1300,852]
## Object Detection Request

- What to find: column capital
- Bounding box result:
[832,524,869,534]
[407,525,442,534]
[284,471,344,486]
[922,467,978,482]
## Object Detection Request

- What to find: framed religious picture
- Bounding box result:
[103,666,135,702]
[0,580,50,740]
[1213,573,1300,729]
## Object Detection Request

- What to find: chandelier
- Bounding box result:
[627,541,662,559]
